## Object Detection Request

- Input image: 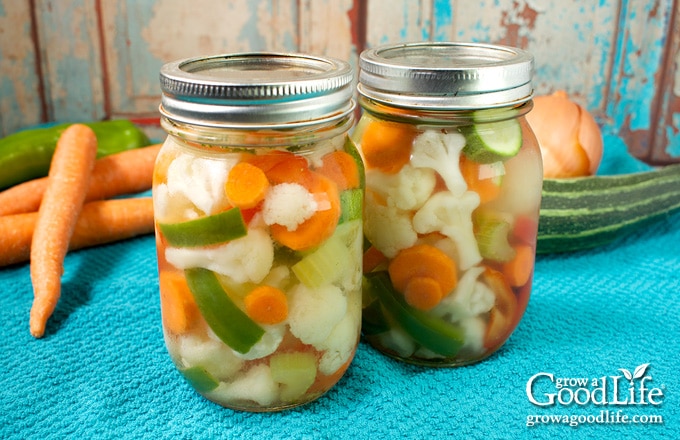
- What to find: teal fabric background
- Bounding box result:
[1,138,678,439]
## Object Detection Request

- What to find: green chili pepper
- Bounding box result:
[364,271,465,357]
[0,120,151,190]
[184,268,265,354]
[158,208,248,247]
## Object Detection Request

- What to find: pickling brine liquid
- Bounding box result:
[153,130,363,411]
[355,104,542,366]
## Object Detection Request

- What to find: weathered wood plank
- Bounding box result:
[366,0,433,45]
[0,0,43,135]
[607,0,675,161]
[101,0,300,118]
[648,1,680,163]
[33,0,105,122]
[443,0,619,117]
[0,0,677,163]
[299,0,356,62]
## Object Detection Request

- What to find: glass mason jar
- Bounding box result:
[154,53,363,411]
[354,42,542,366]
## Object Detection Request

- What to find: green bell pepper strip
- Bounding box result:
[364,271,465,357]
[179,365,220,393]
[158,208,247,247]
[0,120,151,190]
[184,268,265,354]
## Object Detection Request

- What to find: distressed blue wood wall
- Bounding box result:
[1,0,678,164]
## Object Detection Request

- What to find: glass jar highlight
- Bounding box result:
[154,53,363,411]
[354,42,542,366]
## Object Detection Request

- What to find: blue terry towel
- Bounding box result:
[1,133,678,439]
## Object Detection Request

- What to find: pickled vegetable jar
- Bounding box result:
[154,53,363,411]
[354,42,542,366]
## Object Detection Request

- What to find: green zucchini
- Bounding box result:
[537,163,680,254]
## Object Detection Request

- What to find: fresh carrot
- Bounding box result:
[243,285,289,325]
[0,143,160,216]
[388,244,457,310]
[363,245,387,273]
[359,120,416,174]
[270,173,341,251]
[29,124,99,338]
[0,198,154,267]
[460,155,502,204]
[225,162,270,209]
[159,270,199,334]
[503,244,534,287]
[317,150,360,191]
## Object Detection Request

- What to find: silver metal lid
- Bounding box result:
[159,52,355,128]
[358,42,534,109]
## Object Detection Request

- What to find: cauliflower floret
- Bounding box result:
[211,364,278,406]
[317,292,361,375]
[287,283,347,347]
[412,190,482,270]
[411,131,467,196]
[364,192,417,258]
[165,153,235,215]
[153,182,200,222]
[173,333,244,380]
[375,327,417,358]
[317,313,358,375]
[262,183,317,231]
[165,227,274,284]
[261,265,291,290]
[457,316,486,356]
[434,266,494,321]
[366,164,436,211]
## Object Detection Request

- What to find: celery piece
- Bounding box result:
[158,207,247,247]
[270,352,317,402]
[179,365,220,394]
[339,188,363,224]
[474,213,516,262]
[291,233,351,288]
[365,271,464,357]
[184,268,265,354]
